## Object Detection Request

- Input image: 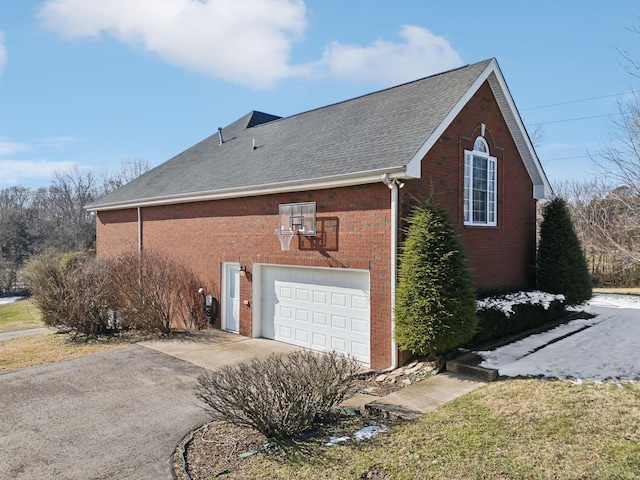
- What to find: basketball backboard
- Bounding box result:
[278,202,316,236]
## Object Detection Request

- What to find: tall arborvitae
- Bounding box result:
[537,197,592,305]
[395,200,477,357]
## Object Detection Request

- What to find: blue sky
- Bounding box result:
[0,0,638,189]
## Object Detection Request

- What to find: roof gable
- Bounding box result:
[405,58,550,199]
[87,59,551,211]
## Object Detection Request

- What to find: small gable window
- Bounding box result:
[464,136,497,226]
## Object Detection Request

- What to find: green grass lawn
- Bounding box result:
[224,380,640,479]
[0,298,44,333]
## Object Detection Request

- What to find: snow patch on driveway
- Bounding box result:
[477,294,640,381]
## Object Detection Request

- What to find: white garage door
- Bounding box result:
[261,266,370,364]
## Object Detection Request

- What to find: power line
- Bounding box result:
[527,112,622,127]
[541,154,595,163]
[522,90,638,111]
[540,153,610,163]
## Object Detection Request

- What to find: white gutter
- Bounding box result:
[381,173,399,371]
[86,168,409,212]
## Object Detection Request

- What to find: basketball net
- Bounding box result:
[276,229,296,251]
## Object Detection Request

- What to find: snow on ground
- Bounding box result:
[477,294,640,381]
[0,296,24,306]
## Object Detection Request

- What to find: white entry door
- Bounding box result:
[224,264,240,333]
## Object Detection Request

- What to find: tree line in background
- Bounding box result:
[554,82,640,286]
[0,159,148,293]
[554,30,640,287]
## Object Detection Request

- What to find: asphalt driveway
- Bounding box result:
[0,345,210,480]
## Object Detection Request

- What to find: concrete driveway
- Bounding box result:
[0,330,299,479]
[472,296,640,381]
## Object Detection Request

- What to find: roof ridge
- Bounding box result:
[254,58,494,128]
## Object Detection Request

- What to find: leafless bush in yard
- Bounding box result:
[107,250,207,334]
[24,250,91,327]
[59,257,113,337]
[181,273,209,330]
[194,350,361,439]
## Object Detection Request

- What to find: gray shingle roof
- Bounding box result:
[87,58,549,210]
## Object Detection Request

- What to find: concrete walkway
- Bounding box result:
[342,373,486,420]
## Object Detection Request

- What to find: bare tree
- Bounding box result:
[100,158,149,195]
[585,22,640,283]
[529,124,545,151]
[555,179,640,285]
[45,166,100,251]
[597,92,640,195]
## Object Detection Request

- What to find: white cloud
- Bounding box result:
[37,1,463,89]
[0,159,77,186]
[0,138,29,156]
[0,32,7,74]
[37,0,307,89]
[37,136,79,148]
[310,25,463,86]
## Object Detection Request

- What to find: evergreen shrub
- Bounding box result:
[537,197,592,305]
[471,292,566,345]
[395,200,477,357]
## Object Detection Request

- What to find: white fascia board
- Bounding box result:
[85,167,408,212]
[486,66,553,199]
[405,58,553,200]
[405,60,499,178]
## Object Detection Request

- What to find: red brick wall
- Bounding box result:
[95,80,538,368]
[96,184,393,369]
[402,81,537,291]
[96,208,139,256]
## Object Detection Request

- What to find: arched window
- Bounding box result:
[464,136,497,226]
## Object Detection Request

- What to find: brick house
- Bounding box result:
[86,58,551,370]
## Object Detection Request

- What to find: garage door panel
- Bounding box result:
[311,333,328,349]
[331,293,347,308]
[295,329,309,343]
[296,288,309,302]
[351,341,368,359]
[331,315,347,330]
[352,318,368,334]
[295,309,309,322]
[278,325,293,340]
[261,266,370,364]
[331,337,347,352]
[352,295,368,311]
[279,285,293,300]
[313,290,327,304]
[313,312,327,325]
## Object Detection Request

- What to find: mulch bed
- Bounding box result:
[173,413,395,480]
[173,365,436,479]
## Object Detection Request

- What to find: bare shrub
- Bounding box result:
[23,250,90,326]
[194,350,360,439]
[107,249,206,334]
[24,251,115,337]
[58,257,113,337]
[182,273,209,330]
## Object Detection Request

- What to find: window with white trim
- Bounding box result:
[464,137,497,226]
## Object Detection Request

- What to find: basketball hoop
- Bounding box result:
[276,229,296,251]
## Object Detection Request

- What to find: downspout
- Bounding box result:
[381,173,398,371]
[137,206,142,256]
